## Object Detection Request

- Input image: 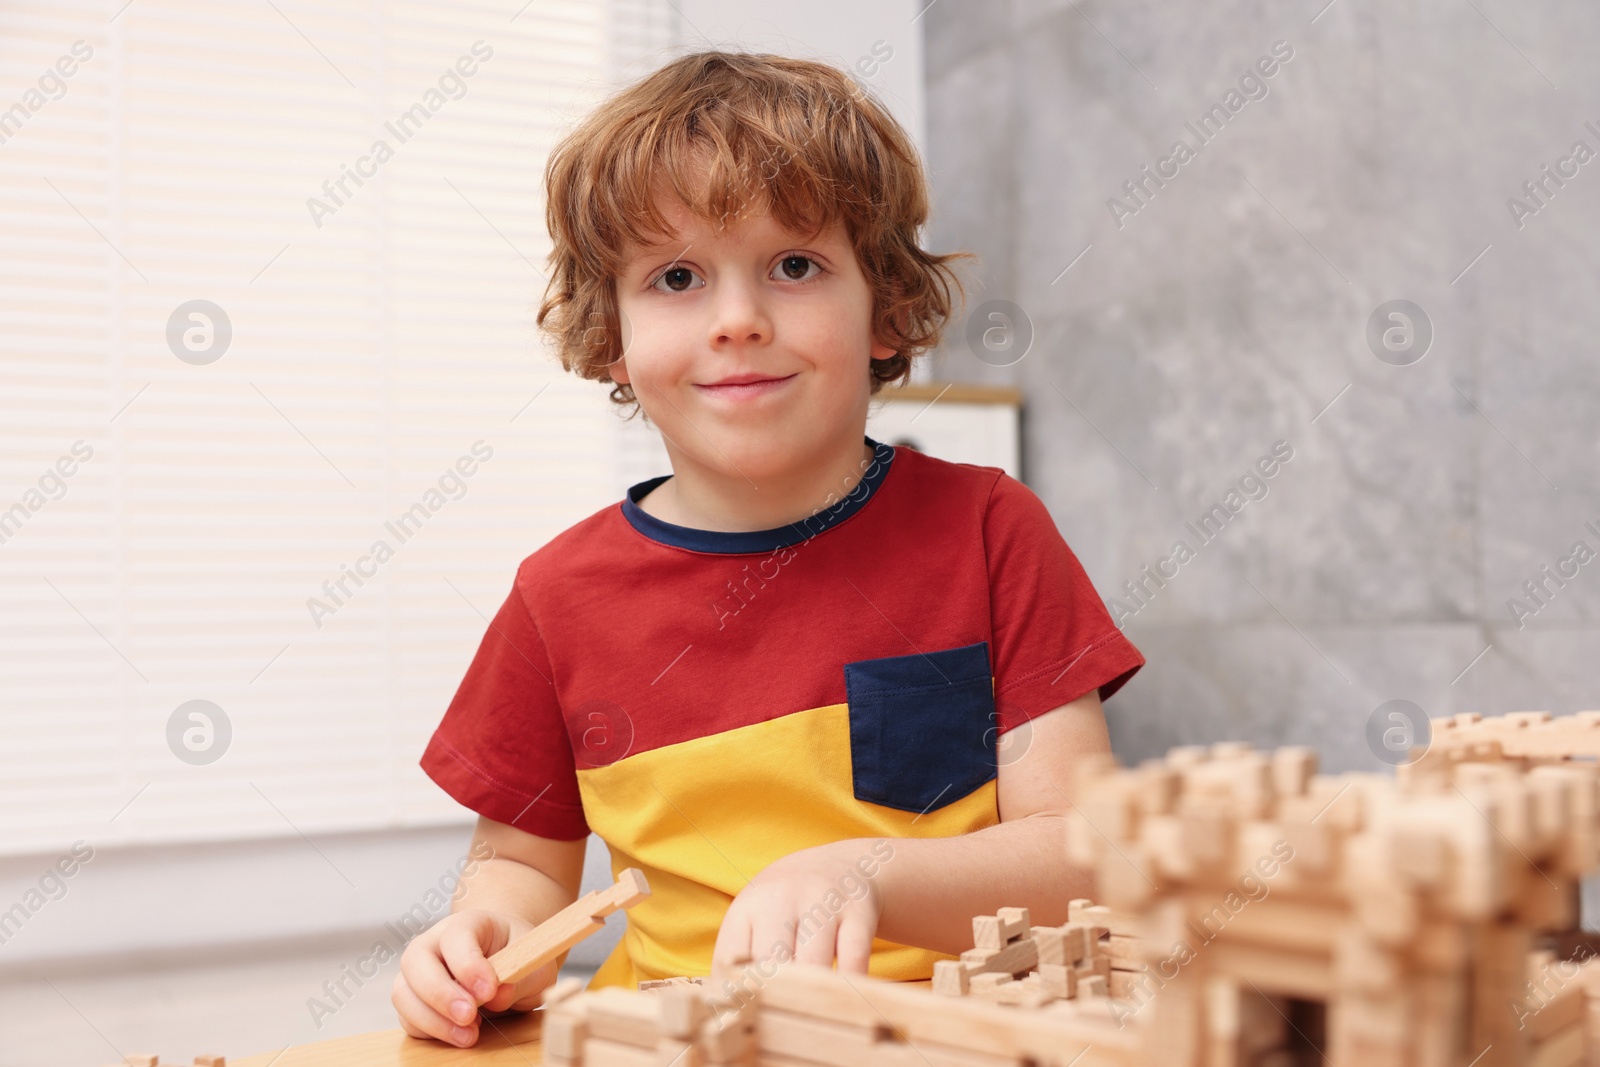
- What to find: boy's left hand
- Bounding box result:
[710,839,884,980]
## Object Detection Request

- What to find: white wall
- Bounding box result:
[676,0,927,158]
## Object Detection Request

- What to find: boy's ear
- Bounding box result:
[869,336,898,362]
[608,305,633,382]
[870,286,906,362]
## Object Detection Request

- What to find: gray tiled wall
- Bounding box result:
[923,0,1600,771]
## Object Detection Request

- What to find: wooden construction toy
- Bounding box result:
[1065,730,1600,1067]
[543,957,1133,1067]
[101,1057,225,1066]
[929,903,1124,1005]
[488,867,649,985]
[531,712,1600,1067]
[1420,711,1600,767]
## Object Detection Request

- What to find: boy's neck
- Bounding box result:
[638,436,880,534]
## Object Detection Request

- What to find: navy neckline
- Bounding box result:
[622,437,897,554]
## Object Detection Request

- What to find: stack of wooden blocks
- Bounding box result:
[744,961,1132,1066]
[541,975,756,1066]
[929,900,1143,1007]
[1070,900,1148,1000]
[1065,718,1600,1067]
[545,961,1134,1066]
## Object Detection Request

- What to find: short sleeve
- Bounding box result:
[419,577,590,840]
[983,474,1145,733]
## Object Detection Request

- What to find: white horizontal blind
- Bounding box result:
[0,0,677,855]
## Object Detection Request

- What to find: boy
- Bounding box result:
[393,50,1144,1048]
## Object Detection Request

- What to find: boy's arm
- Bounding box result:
[868,688,1107,956]
[710,689,1108,975]
[458,815,587,928]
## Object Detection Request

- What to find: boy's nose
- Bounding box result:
[707,280,772,349]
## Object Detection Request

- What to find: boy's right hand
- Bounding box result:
[391,909,559,1047]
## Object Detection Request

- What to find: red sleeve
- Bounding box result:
[983,473,1145,733]
[419,576,589,840]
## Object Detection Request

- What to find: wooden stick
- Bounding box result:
[488,868,650,985]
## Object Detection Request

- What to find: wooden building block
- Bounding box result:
[971,915,1005,951]
[1036,963,1076,999]
[995,975,1056,1009]
[489,868,650,985]
[1527,1025,1585,1067]
[932,959,969,996]
[973,908,1031,950]
[1177,804,1234,869]
[1077,975,1108,998]
[1108,970,1146,1000]
[959,937,1037,977]
[1166,746,1209,768]
[757,1007,1017,1067]
[759,963,1141,1064]
[1103,935,1144,964]
[1031,926,1086,967]
[657,983,710,1040]
[995,907,1031,940]
[1271,746,1318,798]
[1059,923,1096,960]
[583,1036,658,1067]
[969,972,1013,999]
[1066,900,1105,927]
[587,987,665,1048]
[1134,763,1180,815]
[124,1058,158,1066]
[1525,989,1586,1045]
[1067,900,1133,938]
[655,1036,703,1067]
[543,1007,592,1060]
[695,1007,754,1063]
[1075,956,1110,981]
[193,1058,226,1067]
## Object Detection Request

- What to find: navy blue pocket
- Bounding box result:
[844,641,997,814]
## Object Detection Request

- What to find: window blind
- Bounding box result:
[0,0,677,855]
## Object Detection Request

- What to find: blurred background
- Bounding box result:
[1,0,1595,1062]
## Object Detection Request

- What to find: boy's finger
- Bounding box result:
[835,912,873,974]
[789,915,835,969]
[710,910,754,980]
[482,958,555,1013]
[438,924,499,1003]
[399,938,479,1027]
[392,974,479,1048]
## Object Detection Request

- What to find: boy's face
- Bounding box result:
[612,193,897,484]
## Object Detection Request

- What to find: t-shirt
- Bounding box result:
[419,436,1145,990]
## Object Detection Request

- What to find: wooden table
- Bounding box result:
[232,1012,545,1066]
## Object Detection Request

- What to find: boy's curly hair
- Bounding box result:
[536,49,972,408]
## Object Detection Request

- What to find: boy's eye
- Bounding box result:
[774,254,821,282]
[652,265,701,293]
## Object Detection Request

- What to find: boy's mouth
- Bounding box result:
[692,372,797,400]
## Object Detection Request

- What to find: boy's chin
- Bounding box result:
[681,427,840,480]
